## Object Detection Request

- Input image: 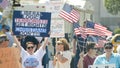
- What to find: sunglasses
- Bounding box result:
[91,48,97,50]
[57,43,63,45]
[0,36,9,43]
[105,47,112,49]
[27,46,35,49]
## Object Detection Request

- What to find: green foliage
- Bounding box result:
[114,28,120,34]
[0,7,3,12]
[105,0,120,15]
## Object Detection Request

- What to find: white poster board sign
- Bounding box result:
[50,19,64,37]
[88,64,115,68]
[46,1,64,18]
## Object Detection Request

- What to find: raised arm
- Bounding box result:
[42,37,48,50]
[73,38,77,54]
[13,36,21,51]
[77,52,84,68]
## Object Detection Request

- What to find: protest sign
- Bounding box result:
[0,48,21,68]
[50,19,64,37]
[12,10,51,37]
[88,64,115,68]
[46,1,64,18]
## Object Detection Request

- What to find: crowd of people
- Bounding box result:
[0,24,120,68]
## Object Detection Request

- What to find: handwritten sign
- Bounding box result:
[50,19,64,37]
[12,10,51,37]
[46,1,64,18]
[88,64,116,68]
[0,48,21,68]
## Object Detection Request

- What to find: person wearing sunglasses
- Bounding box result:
[93,41,120,68]
[14,36,48,68]
[0,34,9,48]
[77,42,97,68]
[53,38,72,68]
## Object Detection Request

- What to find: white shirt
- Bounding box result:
[21,46,46,68]
[55,50,72,68]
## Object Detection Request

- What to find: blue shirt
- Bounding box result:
[93,53,120,68]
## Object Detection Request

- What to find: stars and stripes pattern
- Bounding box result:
[73,23,87,39]
[85,21,112,36]
[0,0,9,9]
[96,39,107,48]
[59,3,80,23]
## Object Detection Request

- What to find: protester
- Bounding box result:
[117,45,120,54]
[77,42,97,68]
[53,38,72,68]
[0,34,9,48]
[93,41,120,68]
[1,24,14,47]
[40,38,50,68]
[72,34,86,68]
[14,35,48,68]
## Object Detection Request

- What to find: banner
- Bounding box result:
[88,64,115,68]
[12,10,51,37]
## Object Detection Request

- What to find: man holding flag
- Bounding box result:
[72,22,87,68]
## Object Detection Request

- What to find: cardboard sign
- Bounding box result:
[0,48,21,68]
[12,10,51,37]
[88,64,116,68]
[50,19,65,37]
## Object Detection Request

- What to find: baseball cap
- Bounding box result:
[2,24,10,31]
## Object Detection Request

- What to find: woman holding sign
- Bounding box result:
[93,41,120,68]
[53,38,72,68]
[14,36,48,68]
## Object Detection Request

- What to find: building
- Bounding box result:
[87,0,120,31]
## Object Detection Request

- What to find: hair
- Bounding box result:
[86,42,96,52]
[2,24,10,31]
[24,36,39,52]
[104,41,113,47]
[59,38,70,51]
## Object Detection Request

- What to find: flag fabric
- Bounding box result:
[85,21,112,36]
[73,22,81,35]
[59,3,80,23]
[85,21,95,28]
[96,39,107,48]
[94,23,107,31]
[86,21,107,30]
[73,23,87,39]
[85,28,97,35]
[0,0,9,9]
[94,29,106,36]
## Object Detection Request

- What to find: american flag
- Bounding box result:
[85,21,112,36]
[59,3,80,23]
[73,23,87,39]
[85,28,97,35]
[73,22,81,35]
[0,0,9,9]
[96,39,107,48]
[94,24,112,36]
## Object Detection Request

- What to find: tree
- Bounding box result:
[105,0,120,15]
[114,28,120,34]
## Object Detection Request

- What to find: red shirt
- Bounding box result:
[83,54,96,68]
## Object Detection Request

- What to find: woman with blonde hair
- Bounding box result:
[53,38,72,68]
